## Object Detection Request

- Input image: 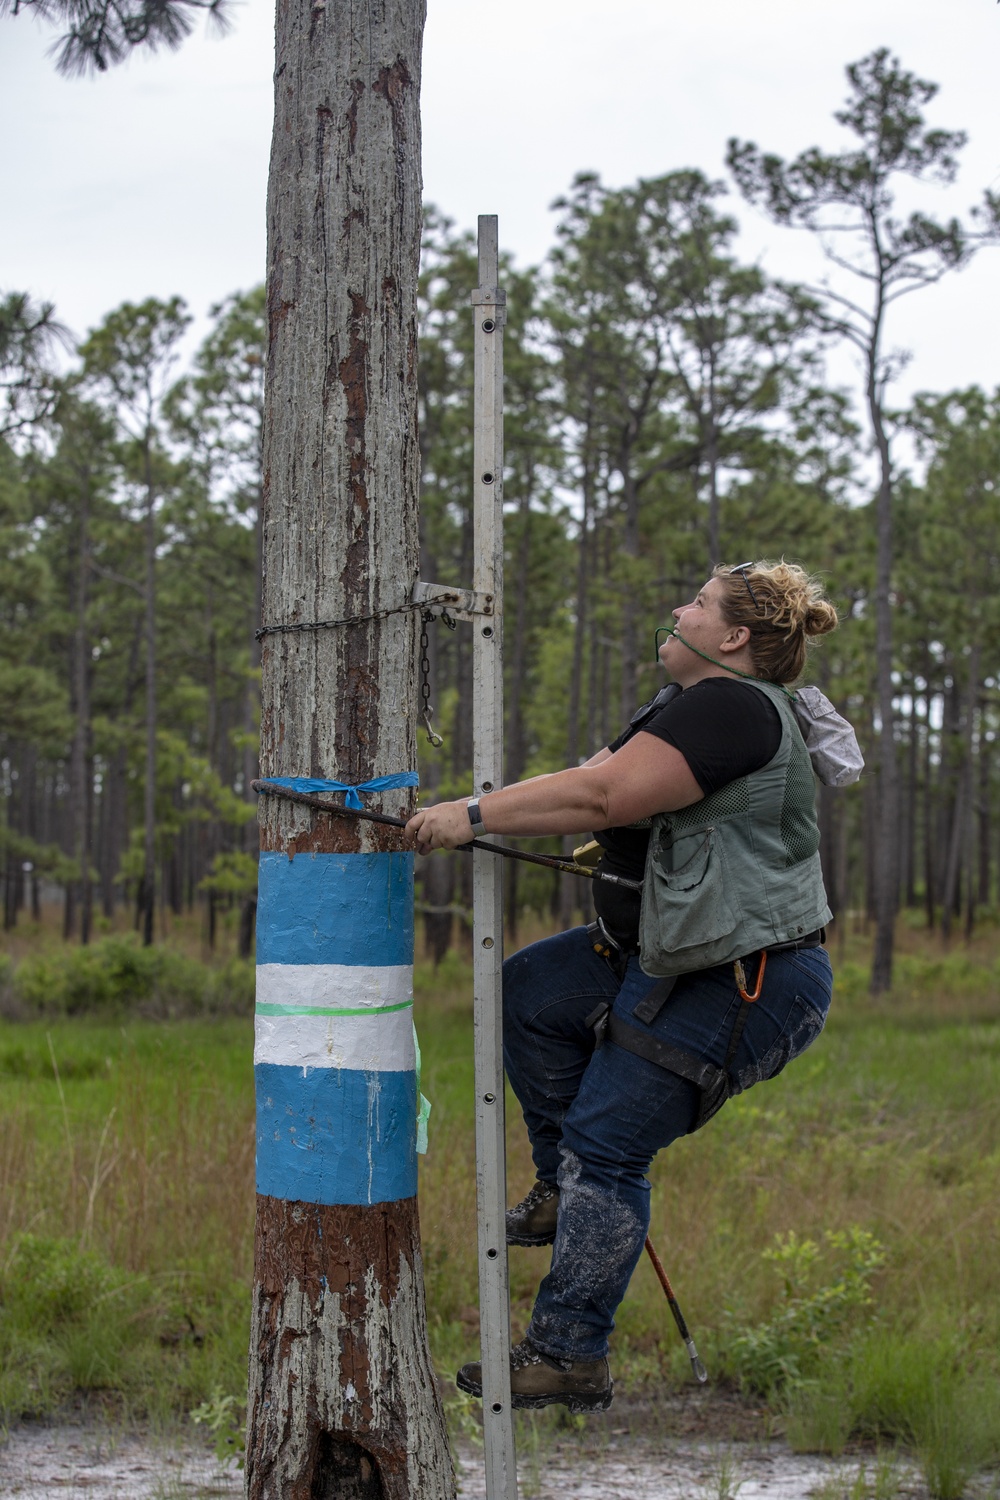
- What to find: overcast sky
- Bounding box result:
[3,0,999,416]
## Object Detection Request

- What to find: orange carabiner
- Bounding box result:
[734,949,767,1003]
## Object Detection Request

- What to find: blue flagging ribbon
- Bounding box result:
[262,773,419,811]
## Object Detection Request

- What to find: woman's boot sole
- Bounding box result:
[456,1370,613,1413]
[505,1229,556,1247]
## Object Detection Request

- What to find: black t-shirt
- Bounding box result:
[592,678,782,948]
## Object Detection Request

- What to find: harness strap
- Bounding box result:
[584,1004,731,1131]
[629,931,820,1026]
[633,974,677,1026]
[605,1012,723,1092]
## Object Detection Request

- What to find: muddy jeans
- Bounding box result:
[501,926,833,1361]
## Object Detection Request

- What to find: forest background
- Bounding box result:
[2,55,1000,978]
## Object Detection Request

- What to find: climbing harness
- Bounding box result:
[586,932,823,1134]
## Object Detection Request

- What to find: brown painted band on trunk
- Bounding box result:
[252,1192,415,1309]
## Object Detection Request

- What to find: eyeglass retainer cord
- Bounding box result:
[654,626,796,700]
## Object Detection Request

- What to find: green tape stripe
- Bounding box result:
[256,999,414,1018]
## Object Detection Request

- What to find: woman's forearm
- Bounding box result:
[476,765,610,838]
[405,733,700,855]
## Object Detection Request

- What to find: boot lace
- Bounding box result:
[511,1337,572,1373]
[512,1180,557,1215]
[510,1338,545,1371]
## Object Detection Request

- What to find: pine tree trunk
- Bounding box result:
[922,666,935,930]
[142,448,157,948]
[903,683,918,908]
[618,467,640,729]
[240,483,264,957]
[246,1,453,1495]
[941,646,980,944]
[102,596,142,921]
[705,363,721,571]
[506,477,533,939]
[976,703,990,908]
[558,458,594,935]
[868,345,899,994]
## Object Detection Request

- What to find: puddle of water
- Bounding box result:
[456,1439,914,1499]
[9,1424,993,1500]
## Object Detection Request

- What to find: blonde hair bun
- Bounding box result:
[804,598,839,638]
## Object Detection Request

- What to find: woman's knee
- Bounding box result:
[503,928,610,1033]
[559,1081,698,1185]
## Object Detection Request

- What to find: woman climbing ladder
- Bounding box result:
[405,559,853,1412]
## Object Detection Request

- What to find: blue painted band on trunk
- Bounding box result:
[256,851,414,967]
[255,1062,418,1205]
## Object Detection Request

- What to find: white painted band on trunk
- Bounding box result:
[256,962,413,1015]
[254,1009,416,1073]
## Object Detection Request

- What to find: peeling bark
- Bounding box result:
[246,1198,450,1499]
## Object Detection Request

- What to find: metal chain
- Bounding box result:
[259,591,462,751]
[418,609,444,748]
[257,596,441,642]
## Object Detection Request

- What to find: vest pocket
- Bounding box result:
[642,826,740,956]
[656,827,715,891]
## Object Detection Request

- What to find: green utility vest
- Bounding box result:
[638,678,832,978]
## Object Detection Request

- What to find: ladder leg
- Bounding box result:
[471,213,517,1500]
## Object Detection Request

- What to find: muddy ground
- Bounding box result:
[0,1390,994,1499]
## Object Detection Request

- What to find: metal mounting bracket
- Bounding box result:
[411,580,495,621]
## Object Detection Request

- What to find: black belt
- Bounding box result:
[763,927,825,955]
[632,927,825,1025]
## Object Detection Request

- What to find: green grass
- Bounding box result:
[1,919,1000,1493]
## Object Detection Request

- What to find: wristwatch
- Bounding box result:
[467,797,487,837]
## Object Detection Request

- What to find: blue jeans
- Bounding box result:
[502,927,833,1361]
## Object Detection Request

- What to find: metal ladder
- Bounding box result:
[414,216,517,1498]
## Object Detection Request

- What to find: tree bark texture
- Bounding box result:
[248,1199,447,1500]
[247,0,453,1495]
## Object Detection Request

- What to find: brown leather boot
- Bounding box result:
[456,1336,613,1413]
[505,1180,559,1246]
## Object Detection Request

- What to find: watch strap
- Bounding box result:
[467,797,487,837]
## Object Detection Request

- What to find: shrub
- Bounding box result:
[11,936,253,1017]
[0,1232,249,1428]
[723,1226,886,1396]
[0,1234,157,1421]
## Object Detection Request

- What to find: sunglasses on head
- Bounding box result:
[730,561,765,616]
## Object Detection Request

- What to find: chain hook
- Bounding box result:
[419,609,445,748]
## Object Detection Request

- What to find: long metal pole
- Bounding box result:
[471,215,517,1499]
